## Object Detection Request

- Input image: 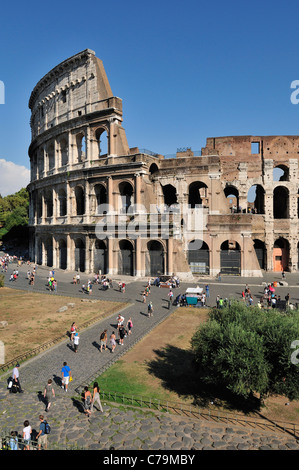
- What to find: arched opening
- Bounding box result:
[37,239,42,265]
[119,182,133,213]
[273,186,289,219]
[220,240,241,275]
[94,239,107,274]
[273,238,289,272]
[58,189,67,216]
[48,143,55,170]
[253,239,266,269]
[95,128,108,157]
[45,190,53,218]
[45,237,53,267]
[188,182,208,208]
[94,184,107,214]
[75,238,85,272]
[59,239,67,270]
[60,138,68,166]
[76,133,86,163]
[187,239,210,274]
[224,185,240,212]
[149,163,159,175]
[118,239,133,276]
[147,240,164,276]
[75,186,85,216]
[38,148,44,177]
[273,165,289,182]
[37,194,43,219]
[162,184,177,207]
[247,185,265,214]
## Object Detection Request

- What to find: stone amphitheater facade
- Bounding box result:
[27,49,299,278]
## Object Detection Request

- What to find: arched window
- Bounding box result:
[60,138,68,166]
[45,190,53,218]
[188,182,208,208]
[247,185,265,214]
[224,185,239,212]
[75,186,85,215]
[47,143,55,170]
[119,182,133,213]
[95,128,108,156]
[273,186,289,219]
[149,163,159,175]
[58,189,67,216]
[162,184,177,207]
[94,184,107,214]
[273,165,289,182]
[76,133,86,162]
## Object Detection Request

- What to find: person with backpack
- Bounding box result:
[37,415,50,450]
[148,301,154,317]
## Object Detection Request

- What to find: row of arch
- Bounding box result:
[32,127,109,178]
[188,238,292,274]
[38,238,167,276]
[37,236,293,276]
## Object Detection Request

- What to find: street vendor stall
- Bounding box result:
[185,287,203,306]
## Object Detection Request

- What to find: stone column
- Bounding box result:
[135,237,142,277]
[167,238,173,275]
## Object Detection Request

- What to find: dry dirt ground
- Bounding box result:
[0,287,124,363]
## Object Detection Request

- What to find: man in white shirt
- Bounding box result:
[12,363,23,393]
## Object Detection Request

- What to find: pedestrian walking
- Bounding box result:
[37,415,49,450]
[118,325,125,345]
[110,331,116,353]
[70,322,77,341]
[22,420,32,450]
[73,332,79,352]
[91,382,103,413]
[83,386,92,417]
[205,284,210,298]
[61,362,72,391]
[44,379,55,412]
[126,317,133,335]
[12,363,23,393]
[117,314,125,329]
[100,329,108,352]
[148,301,154,317]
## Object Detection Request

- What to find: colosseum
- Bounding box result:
[27,49,299,279]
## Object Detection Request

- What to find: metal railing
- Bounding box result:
[0,431,85,450]
[95,389,299,439]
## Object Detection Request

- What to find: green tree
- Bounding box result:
[191,301,299,401]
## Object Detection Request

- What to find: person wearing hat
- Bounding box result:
[12,363,23,393]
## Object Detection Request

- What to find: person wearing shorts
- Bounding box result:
[61,362,72,391]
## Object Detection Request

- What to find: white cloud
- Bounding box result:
[0,158,30,196]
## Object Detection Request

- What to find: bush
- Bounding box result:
[0,274,4,288]
[191,301,299,401]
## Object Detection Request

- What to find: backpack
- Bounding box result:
[44,420,51,434]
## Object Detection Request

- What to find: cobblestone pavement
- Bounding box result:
[1,261,299,450]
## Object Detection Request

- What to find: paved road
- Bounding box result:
[0,260,299,450]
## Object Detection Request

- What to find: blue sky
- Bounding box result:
[1,0,299,195]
